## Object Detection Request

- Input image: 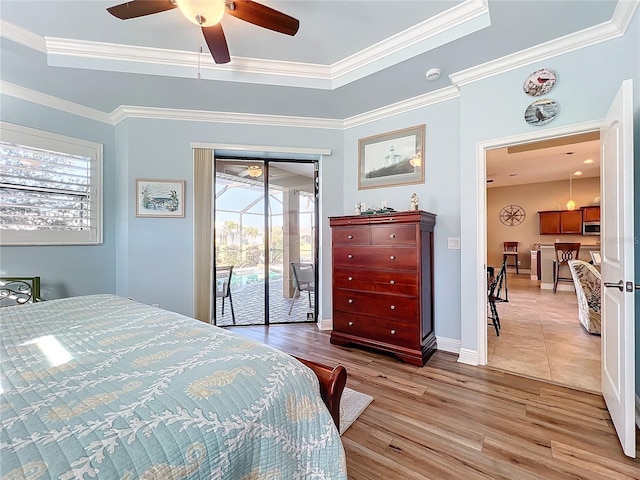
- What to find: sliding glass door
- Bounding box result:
[213,158,317,326]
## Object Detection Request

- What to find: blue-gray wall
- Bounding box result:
[0,97,116,299]
[115,118,343,317]
[0,6,638,399]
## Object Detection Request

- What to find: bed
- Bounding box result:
[0,294,347,479]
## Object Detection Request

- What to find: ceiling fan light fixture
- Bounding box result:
[176,0,225,26]
[247,166,263,178]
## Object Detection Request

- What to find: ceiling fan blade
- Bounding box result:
[107,0,176,20]
[202,24,231,64]
[227,0,299,36]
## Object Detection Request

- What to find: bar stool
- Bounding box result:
[553,243,581,293]
[502,242,519,274]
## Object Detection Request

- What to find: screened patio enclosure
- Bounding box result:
[213,159,317,326]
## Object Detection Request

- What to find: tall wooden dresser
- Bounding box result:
[329,211,436,366]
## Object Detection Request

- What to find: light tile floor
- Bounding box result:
[487,271,601,393]
[214,278,315,327]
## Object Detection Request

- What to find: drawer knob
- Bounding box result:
[348,321,354,326]
[390,255,395,260]
[348,254,353,259]
[348,235,353,239]
[348,299,353,304]
[390,305,396,310]
[390,280,395,285]
[390,234,396,238]
[348,276,353,281]
[391,329,396,335]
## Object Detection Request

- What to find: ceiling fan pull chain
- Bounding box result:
[197,45,202,79]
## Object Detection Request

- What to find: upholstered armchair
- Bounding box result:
[567,260,601,335]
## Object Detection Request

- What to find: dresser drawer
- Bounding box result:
[333,266,418,295]
[370,224,416,245]
[333,246,416,269]
[333,289,417,318]
[333,312,417,347]
[332,226,370,245]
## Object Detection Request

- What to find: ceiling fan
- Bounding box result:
[106,0,300,64]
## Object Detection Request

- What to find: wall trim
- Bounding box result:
[2,0,634,92]
[0,20,46,52]
[458,348,478,366]
[449,0,638,88]
[317,316,333,331]
[343,87,460,129]
[0,81,112,124]
[191,142,331,156]
[110,105,344,129]
[474,120,603,366]
[436,336,461,354]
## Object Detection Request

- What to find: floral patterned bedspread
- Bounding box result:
[0,295,346,479]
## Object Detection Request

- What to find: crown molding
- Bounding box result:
[45,38,333,90]
[4,0,488,90]
[343,86,460,129]
[0,81,112,124]
[330,0,490,88]
[450,0,638,88]
[0,20,46,52]
[109,105,343,129]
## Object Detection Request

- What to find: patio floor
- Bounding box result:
[214,278,315,327]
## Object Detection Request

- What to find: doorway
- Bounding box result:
[482,128,603,392]
[213,157,318,327]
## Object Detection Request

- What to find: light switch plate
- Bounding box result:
[447,237,461,249]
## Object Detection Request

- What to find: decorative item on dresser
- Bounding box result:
[329,210,436,366]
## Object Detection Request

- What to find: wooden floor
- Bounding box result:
[228,323,640,479]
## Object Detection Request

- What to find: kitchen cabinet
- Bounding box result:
[538,210,583,235]
[582,206,601,222]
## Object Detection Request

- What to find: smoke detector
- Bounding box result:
[425,68,442,81]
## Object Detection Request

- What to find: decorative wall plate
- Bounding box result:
[524,98,559,126]
[499,205,526,226]
[523,68,557,96]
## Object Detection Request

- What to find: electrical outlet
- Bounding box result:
[306,312,315,321]
[518,261,522,265]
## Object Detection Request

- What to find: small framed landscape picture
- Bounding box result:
[358,124,425,190]
[136,179,185,218]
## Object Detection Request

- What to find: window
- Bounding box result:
[0,122,103,245]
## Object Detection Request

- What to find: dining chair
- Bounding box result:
[553,243,581,293]
[214,266,235,324]
[502,241,519,274]
[289,263,315,315]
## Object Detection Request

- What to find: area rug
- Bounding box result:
[340,388,373,435]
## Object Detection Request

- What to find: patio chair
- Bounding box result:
[214,266,235,325]
[289,263,315,315]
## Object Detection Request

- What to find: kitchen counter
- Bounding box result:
[537,244,600,290]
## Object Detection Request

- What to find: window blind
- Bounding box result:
[0,123,102,245]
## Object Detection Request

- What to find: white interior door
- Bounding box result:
[600,79,635,458]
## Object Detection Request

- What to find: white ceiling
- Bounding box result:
[486,133,601,188]
[0,0,623,119]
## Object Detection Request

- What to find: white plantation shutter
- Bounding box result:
[0,123,102,245]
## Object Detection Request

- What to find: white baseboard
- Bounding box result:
[317,316,332,331]
[636,394,640,429]
[457,348,478,366]
[436,336,461,354]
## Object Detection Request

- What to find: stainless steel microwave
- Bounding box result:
[583,221,600,236]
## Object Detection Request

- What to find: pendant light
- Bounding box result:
[566,168,576,211]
